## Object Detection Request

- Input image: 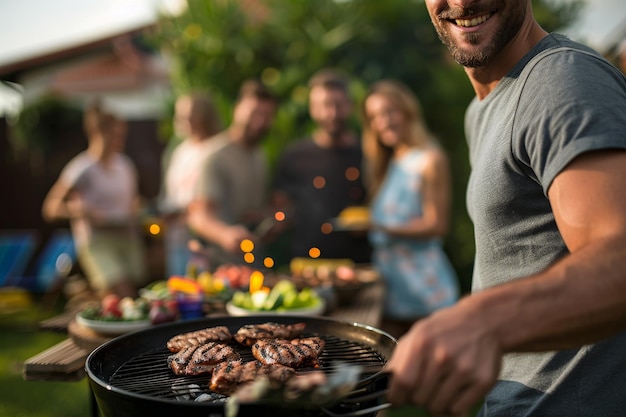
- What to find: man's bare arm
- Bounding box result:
[386,150,626,416]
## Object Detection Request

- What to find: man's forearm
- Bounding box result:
[473,235,626,353]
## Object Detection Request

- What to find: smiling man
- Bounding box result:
[385,1,626,416]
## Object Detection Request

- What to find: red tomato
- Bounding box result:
[101,294,121,310]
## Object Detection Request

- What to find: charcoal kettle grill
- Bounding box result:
[86,315,396,417]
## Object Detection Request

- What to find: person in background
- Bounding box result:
[158,91,224,277]
[361,79,459,339]
[187,79,278,268]
[272,68,371,263]
[385,1,626,416]
[42,102,147,299]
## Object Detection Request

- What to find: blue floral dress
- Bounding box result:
[369,149,459,319]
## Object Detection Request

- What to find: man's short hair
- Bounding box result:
[307,68,350,94]
[237,79,277,103]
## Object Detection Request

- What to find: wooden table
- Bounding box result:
[23,279,386,388]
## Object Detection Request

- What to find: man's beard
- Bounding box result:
[441,31,492,68]
[432,4,525,68]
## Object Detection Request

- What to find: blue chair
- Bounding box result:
[0,230,38,313]
[7,230,77,293]
[31,230,77,293]
[0,230,39,287]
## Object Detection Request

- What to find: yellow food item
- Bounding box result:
[167,276,202,295]
[289,257,354,277]
[337,206,370,228]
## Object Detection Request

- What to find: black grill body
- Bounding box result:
[86,315,396,417]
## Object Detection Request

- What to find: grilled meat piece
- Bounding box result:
[167,326,232,352]
[210,360,296,396]
[233,322,306,346]
[167,342,240,376]
[252,337,325,368]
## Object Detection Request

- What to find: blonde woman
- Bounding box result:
[361,80,459,338]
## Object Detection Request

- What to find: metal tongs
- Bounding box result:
[224,362,391,417]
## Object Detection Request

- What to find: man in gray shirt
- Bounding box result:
[188,80,278,267]
[385,1,626,416]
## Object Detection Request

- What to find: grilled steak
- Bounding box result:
[251,337,325,368]
[209,360,296,396]
[233,322,306,346]
[166,326,232,352]
[167,342,240,376]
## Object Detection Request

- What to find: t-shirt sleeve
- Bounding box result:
[59,155,91,190]
[513,48,626,195]
[194,152,222,202]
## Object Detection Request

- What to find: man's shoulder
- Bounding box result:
[522,34,617,80]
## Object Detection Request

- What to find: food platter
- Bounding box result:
[75,313,152,336]
[329,217,370,232]
[225,299,326,317]
[330,205,371,232]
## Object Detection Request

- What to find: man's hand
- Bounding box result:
[220,225,254,254]
[386,298,502,417]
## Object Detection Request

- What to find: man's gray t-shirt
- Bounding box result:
[465,34,626,416]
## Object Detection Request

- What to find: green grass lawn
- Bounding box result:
[0,304,92,417]
[0,298,476,417]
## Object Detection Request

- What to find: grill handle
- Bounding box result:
[321,371,391,417]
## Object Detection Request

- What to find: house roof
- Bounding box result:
[48,33,168,94]
[0,25,153,79]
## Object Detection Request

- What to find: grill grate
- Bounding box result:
[108,333,387,403]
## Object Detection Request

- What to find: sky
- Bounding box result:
[559,0,626,50]
[0,0,183,67]
[0,0,624,115]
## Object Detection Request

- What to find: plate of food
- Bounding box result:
[75,294,152,335]
[330,206,371,232]
[75,314,152,335]
[226,280,326,317]
[225,299,325,317]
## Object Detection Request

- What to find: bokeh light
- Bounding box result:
[244,253,255,264]
[263,257,275,268]
[313,176,326,189]
[240,239,254,253]
[148,223,161,235]
[184,23,202,40]
[345,166,360,181]
[321,223,333,234]
[261,67,281,86]
[274,211,286,222]
[308,247,321,258]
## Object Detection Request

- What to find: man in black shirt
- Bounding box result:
[272,69,371,263]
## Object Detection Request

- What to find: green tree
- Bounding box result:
[151,0,582,291]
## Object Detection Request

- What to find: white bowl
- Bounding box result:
[225,299,325,317]
[75,314,151,336]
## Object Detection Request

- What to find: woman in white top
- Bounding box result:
[42,103,147,298]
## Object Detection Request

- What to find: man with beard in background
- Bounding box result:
[272,68,371,264]
[187,79,278,268]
